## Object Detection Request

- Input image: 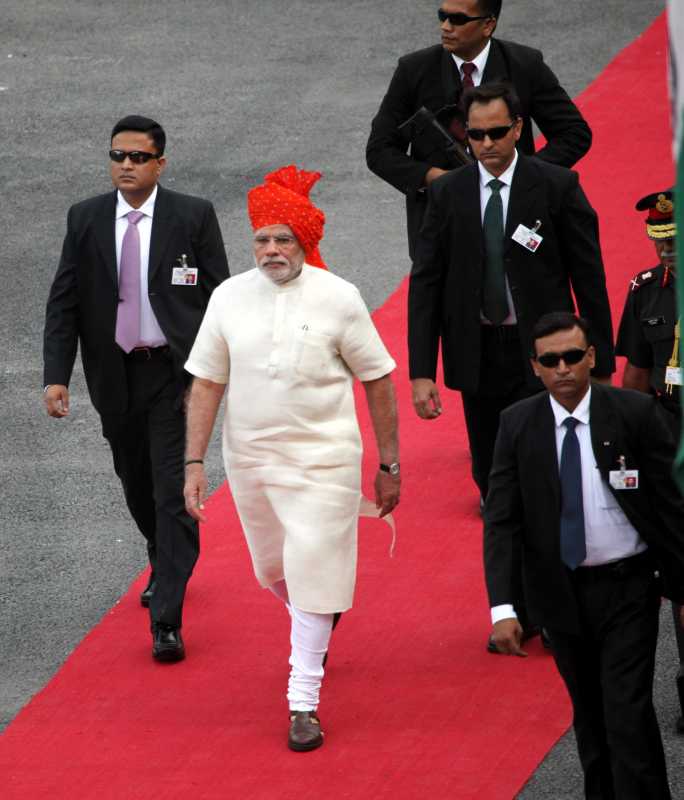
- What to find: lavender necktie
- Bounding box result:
[115,210,144,353]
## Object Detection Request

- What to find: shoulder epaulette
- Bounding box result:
[629,270,659,292]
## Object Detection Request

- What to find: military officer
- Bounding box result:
[616,188,683,733]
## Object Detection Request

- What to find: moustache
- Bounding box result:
[260,258,290,268]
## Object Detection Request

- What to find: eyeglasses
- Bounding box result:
[466,122,517,141]
[536,348,589,368]
[253,235,298,247]
[109,149,160,164]
[438,9,491,25]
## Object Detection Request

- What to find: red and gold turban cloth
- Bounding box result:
[247,165,328,270]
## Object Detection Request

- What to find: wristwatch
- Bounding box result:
[379,462,400,476]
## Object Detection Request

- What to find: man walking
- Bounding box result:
[408,83,613,637]
[616,188,684,733]
[485,312,684,799]
[366,0,591,256]
[183,165,400,751]
[43,115,229,662]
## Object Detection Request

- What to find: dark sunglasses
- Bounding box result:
[536,348,588,368]
[466,121,517,141]
[438,9,491,25]
[109,149,160,164]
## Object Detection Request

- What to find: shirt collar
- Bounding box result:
[451,40,491,77]
[549,385,592,429]
[116,184,158,219]
[478,148,518,190]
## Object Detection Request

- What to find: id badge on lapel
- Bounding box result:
[608,455,639,490]
[512,220,543,253]
[171,254,198,286]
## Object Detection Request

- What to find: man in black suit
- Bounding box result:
[366,0,591,256]
[408,82,613,637]
[43,116,230,662]
[485,312,684,799]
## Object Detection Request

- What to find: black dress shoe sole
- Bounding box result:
[152,646,185,663]
[288,734,323,752]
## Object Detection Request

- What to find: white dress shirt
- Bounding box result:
[491,386,647,624]
[451,40,491,87]
[478,149,518,325]
[115,186,167,348]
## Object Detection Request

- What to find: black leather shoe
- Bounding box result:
[140,574,156,608]
[288,711,323,752]
[152,624,185,663]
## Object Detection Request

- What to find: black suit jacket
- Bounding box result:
[43,185,230,415]
[407,154,614,392]
[484,385,684,634]
[366,39,592,250]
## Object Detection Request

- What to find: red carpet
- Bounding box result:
[1,15,674,800]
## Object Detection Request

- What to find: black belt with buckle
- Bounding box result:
[125,345,171,361]
[481,324,519,342]
[571,551,653,582]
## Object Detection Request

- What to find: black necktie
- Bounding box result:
[559,417,587,569]
[482,178,508,324]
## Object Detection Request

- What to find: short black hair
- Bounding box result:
[462,81,522,122]
[531,312,592,355]
[110,115,166,155]
[477,0,502,17]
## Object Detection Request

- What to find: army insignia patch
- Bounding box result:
[656,194,674,215]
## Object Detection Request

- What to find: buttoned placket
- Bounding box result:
[268,290,290,378]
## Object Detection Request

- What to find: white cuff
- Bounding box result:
[491,604,517,625]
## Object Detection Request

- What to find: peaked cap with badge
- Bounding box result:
[636,188,676,240]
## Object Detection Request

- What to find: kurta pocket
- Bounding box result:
[293,329,333,380]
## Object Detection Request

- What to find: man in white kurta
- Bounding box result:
[183,165,400,752]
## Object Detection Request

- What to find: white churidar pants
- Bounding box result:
[270,580,334,711]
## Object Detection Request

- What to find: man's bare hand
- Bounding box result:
[411,378,442,419]
[184,464,208,523]
[44,384,70,418]
[425,167,450,186]
[375,470,400,518]
[490,618,528,657]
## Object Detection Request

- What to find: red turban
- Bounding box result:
[247,165,328,270]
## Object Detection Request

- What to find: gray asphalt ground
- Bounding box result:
[0,1,676,797]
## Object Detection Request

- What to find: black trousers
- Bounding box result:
[546,554,670,800]
[660,404,684,681]
[101,348,199,629]
[461,326,540,497]
[461,326,541,628]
